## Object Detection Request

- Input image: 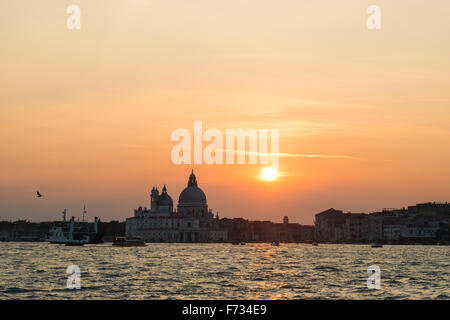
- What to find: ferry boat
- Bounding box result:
[112,237,146,247]
[47,208,101,245]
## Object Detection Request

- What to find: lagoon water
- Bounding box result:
[0,242,448,299]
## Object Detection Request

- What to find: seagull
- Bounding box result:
[36,191,43,198]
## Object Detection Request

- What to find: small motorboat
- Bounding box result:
[240,242,246,245]
[313,242,319,246]
[271,241,280,246]
[371,243,383,248]
[113,237,146,247]
[65,242,85,246]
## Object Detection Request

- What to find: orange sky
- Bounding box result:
[1,0,450,224]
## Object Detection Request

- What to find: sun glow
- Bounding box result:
[261,167,277,181]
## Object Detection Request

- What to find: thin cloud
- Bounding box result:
[278,152,362,160]
[215,149,362,160]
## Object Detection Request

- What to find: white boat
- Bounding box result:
[47,208,100,245]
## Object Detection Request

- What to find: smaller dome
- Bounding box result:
[158,194,173,206]
[158,184,173,206]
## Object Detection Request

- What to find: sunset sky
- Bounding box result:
[1,0,450,224]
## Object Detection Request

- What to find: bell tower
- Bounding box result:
[150,186,159,211]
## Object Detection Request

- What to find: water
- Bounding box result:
[0,242,448,299]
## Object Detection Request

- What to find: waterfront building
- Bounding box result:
[382,222,402,241]
[0,229,10,241]
[314,208,345,242]
[218,217,314,243]
[367,214,383,242]
[342,213,369,243]
[400,218,441,241]
[314,202,450,244]
[126,171,227,242]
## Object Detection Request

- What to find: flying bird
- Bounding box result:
[36,191,43,198]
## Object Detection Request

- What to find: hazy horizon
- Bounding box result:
[1,0,450,224]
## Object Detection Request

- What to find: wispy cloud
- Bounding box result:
[216,149,362,160]
[278,152,362,160]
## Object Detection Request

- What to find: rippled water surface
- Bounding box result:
[0,243,448,299]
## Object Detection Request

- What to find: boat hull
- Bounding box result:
[112,243,146,247]
[65,242,85,246]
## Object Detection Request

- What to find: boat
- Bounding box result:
[47,208,101,245]
[240,242,246,245]
[65,241,85,246]
[313,242,319,246]
[271,241,280,246]
[112,237,146,247]
[371,243,383,248]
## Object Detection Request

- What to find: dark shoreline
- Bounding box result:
[1,240,448,246]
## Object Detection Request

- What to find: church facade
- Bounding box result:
[125,171,227,242]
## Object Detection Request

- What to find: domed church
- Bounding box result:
[126,171,227,242]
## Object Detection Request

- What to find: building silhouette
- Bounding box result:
[314,203,450,244]
[126,171,227,242]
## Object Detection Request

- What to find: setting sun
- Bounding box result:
[262,168,278,181]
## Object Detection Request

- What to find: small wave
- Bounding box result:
[314,266,341,272]
[250,277,265,281]
[3,287,33,294]
[280,284,299,289]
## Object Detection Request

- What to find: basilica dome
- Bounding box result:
[179,187,206,204]
[178,170,207,205]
